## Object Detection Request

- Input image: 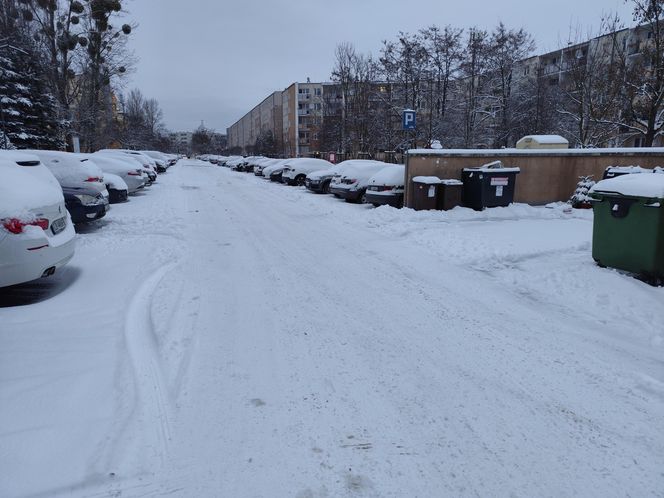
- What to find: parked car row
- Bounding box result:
[198,155,406,209]
[0,148,179,288]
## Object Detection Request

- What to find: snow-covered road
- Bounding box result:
[1,159,663,497]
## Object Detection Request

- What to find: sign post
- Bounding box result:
[402,109,417,150]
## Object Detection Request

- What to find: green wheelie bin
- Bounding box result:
[590,173,664,283]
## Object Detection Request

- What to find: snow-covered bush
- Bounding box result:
[569,175,595,209]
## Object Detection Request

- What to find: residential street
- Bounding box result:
[1,159,662,497]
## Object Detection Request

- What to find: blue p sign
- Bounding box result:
[402,109,416,130]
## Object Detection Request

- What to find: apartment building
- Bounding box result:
[228,81,330,157]
[513,23,662,147]
[170,131,193,153]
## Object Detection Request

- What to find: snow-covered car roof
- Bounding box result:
[283,157,333,168]
[79,153,142,174]
[103,172,128,190]
[0,150,42,165]
[24,150,104,186]
[93,151,145,171]
[335,159,386,171]
[338,161,393,181]
[590,172,664,199]
[98,149,156,168]
[368,164,405,187]
[307,166,339,180]
[0,158,64,219]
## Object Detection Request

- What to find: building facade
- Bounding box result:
[228,81,332,157]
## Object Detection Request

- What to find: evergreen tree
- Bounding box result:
[0,0,63,149]
[569,175,596,208]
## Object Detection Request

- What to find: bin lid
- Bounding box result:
[412,176,443,184]
[590,173,664,199]
[605,165,652,174]
[463,160,520,173]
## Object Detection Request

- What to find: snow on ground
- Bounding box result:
[1,159,663,497]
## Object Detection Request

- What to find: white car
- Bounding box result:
[140,150,172,170]
[23,150,109,201]
[98,149,158,179]
[0,153,76,288]
[95,151,156,183]
[328,160,392,203]
[78,153,145,193]
[281,158,335,186]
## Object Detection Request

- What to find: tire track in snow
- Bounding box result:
[124,264,177,468]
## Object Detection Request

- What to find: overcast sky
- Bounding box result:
[125,0,636,133]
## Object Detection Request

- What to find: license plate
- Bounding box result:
[51,217,66,235]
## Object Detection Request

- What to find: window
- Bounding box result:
[634,136,645,147]
[298,87,310,94]
[314,87,322,96]
[549,78,558,86]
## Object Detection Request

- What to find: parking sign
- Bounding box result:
[402,109,416,130]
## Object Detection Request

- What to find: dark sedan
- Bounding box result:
[62,187,109,223]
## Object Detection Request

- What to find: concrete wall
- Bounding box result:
[404,149,664,207]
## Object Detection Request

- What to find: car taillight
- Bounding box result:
[85,177,102,182]
[2,218,49,234]
[127,171,142,176]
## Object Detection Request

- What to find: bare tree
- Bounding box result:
[420,25,463,144]
[620,0,664,145]
[456,28,492,147]
[486,23,536,147]
[554,18,627,147]
[331,42,356,154]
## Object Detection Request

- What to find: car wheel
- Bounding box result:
[323,180,331,194]
[358,191,367,204]
[295,174,306,186]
